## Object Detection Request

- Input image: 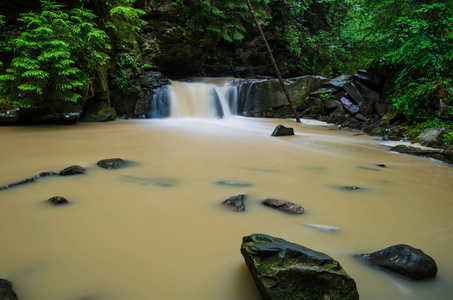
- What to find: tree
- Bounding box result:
[343,0,453,121]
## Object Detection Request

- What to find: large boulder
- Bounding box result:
[271,125,294,137]
[241,234,359,300]
[357,244,437,280]
[233,76,327,116]
[413,128,446,148]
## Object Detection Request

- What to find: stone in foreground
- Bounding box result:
[0,278,18,299]
[262,199,304,214]
[97,158,126,169]
[222,194,246,211]
[357,244,437,280]
[241,234,359,300]
[271,124,294,136]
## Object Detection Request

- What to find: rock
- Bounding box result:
[414,128,446,148]
[80,97,117,122]
[233,75,327,115]
[356,82,380,103]
[355,113,367,122]
[0,278,18,300]
[241,234,359,300]
[0,108,20,124]
[310,87,337,96]
[59,165,85,176]
[214,181,252,187]
[32,171,58,179]
[327,104,346,123]
[48,196,70,206]
[343,82,365,105]
[304,224,339,233]
[375,103,389,115]
[222,194,246,211]
[377,164,387,168]
[97,158,126,169]
[262,199,304,214]
[325,77,350,89]
[344,186,361,190]
[357,244,437,280]
[121,175,178,187]
[340,97,360,114]
[271,125,294,136]
[324,98,341,110]
[0,177,35,190]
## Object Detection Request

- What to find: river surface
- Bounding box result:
[0,117,452,300]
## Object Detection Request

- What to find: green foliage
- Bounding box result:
[113,53,151,90]
[344,0,453,122]
[0,0,110,109]
[103,0,146,48]
[170,0,271,42]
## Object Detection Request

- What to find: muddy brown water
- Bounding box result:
[0,117,452,300]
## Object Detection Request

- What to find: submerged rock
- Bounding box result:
[97,158,126,169]
[241,234,359,300]
[214,181,252,187]
[0,278,18,299]
[262,199,304,214]
[48,196,70,206]
[357,244,437,280]
[271,124,294,136]
[121,175,178,187]
[32,171,58,179]
[59,165,85,176]
[305,224,340,233]
[0,177,36,190]
[222,194,246,211]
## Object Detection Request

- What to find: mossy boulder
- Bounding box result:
[241,234,359,300]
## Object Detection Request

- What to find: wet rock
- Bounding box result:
[358,166,381,171]
[214,181,252,187]
[48,196,70,206]
[0,278,18,299]
[32,171,58,179]
[325,77,351,89]
[97,158,126,169]
[304,224,339,233]
[377,164,387,168]
[0,177,35,191]
[357,244,437,280]
[271,125,294,137]
[340,97,360,114]
[355,113,367,122]
[344,186,361,190]
[121,175,178,187]
[59,165,85,176]
[262,199,304,214]
[241,234,359,300]
[222,194,246,211]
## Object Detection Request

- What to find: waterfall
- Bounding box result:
[149,79,240,118]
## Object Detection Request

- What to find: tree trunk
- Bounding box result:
[245,0,301,123]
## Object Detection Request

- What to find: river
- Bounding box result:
[0,116,452,299]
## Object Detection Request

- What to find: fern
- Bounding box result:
[0,0,111,109]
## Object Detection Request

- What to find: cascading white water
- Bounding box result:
[150,79,240,118]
